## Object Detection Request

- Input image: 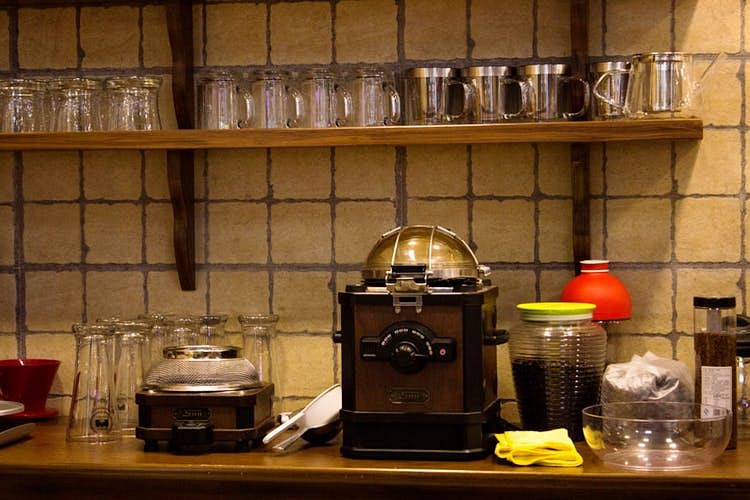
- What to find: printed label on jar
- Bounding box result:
[701,365,733,416]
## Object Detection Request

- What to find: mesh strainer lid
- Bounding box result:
[144,345,260,392]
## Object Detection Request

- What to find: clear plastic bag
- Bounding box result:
[600,351,694,404]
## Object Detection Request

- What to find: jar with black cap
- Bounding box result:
[737,316,750,439]
[694,295,737,449]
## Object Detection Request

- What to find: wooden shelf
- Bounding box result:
[0,119,703,151]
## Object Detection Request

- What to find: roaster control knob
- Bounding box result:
[391,341,424,372]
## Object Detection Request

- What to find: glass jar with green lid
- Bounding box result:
[509,302,607,441]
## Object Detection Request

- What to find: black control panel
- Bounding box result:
[360,321,456,373]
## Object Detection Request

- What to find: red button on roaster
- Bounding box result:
[439,348,447,357]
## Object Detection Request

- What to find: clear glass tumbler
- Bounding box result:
[104,76,162,130]
[238,313,278,383]
[67,323,120,443]
[112,319,150,436]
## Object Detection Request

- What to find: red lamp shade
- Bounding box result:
[560,260,632,321]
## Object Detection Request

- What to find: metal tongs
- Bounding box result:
[262,384,342,452]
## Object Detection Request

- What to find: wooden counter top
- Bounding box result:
[0,420,747,499]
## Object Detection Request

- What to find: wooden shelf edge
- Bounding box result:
[0,119,703,150]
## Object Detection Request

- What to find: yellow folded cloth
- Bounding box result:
[494,428,583,467]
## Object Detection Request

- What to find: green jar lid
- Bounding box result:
[517,301,596,321]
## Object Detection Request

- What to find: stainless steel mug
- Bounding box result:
[520,64,590,121]
[348,66,400,126]
[595,52,716,118]
[105,76,162,130]
[402,67,475,125]
[460,66,530,123]
[246,69,303,128]
[297,68,352,128]
[196,71,253,129]
[590,61,629,120]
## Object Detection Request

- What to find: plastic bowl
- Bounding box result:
[582,401,731,471]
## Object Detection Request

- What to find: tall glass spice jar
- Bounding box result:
[509,302,607,441]
[694,296,737,449]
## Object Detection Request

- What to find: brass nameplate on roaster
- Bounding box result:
[388,387,430,404]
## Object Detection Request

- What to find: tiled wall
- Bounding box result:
[0,0,743,417]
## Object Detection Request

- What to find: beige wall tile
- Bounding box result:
[404,0,467,60]
[539,199,573,262]
[675,197,740,262]
[147,271,207,314]
[84,203,142,264]
[0,207,13,266]
[700,58,741,127]
[471,0,533,59]
[589,198,604,259]
[472,144,534,197]
[539,269,571,302]
[144,151,170,200]
[0,274,16,332]
[270,2,331,65]
[0,334,18,359]
[208,202,267,263]
[335,147,395,199]
[0,153,13,202]
[616,269,673,334]
[273,334,334,397]
[273,271,332,332]
[606,334,672,364]
[406,200,468,238]
[208,150,267,200]
[674,268,741,334]
[492,269,537,330]
[607,199,671,262]
[143,5,172,68]
[23,152,80,201]
[589,144,604,197]
[335,201,395,264]
[271,148,331,199]
[473,200,534,262]
[80,6,139,68]
[336,0,398,63]
[406,145,467,197]
[18,8,76,69]
[209,271,270,319]
[676,130,741,195]
[606,0,671,55]
[86,271,144,321]
[675,0,740,53]
[537,0,570,57]
[25,271,83,331]
[206,3,266,66]
[24,203,81,263]
[271,203,331,263]
[606,142,671,196]
[0,11,8,70]
[145,201,206,264]
[83,151,142,200]
[538,143,571,195]
[497,343,514,400]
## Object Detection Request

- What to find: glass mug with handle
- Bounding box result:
[245,69,304,128]
[460,66,531,123]
[402,67,475,125]
[297,68,352,128]
[347,66,400,126]
[196,71,253,129]
[520,64,589,121]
